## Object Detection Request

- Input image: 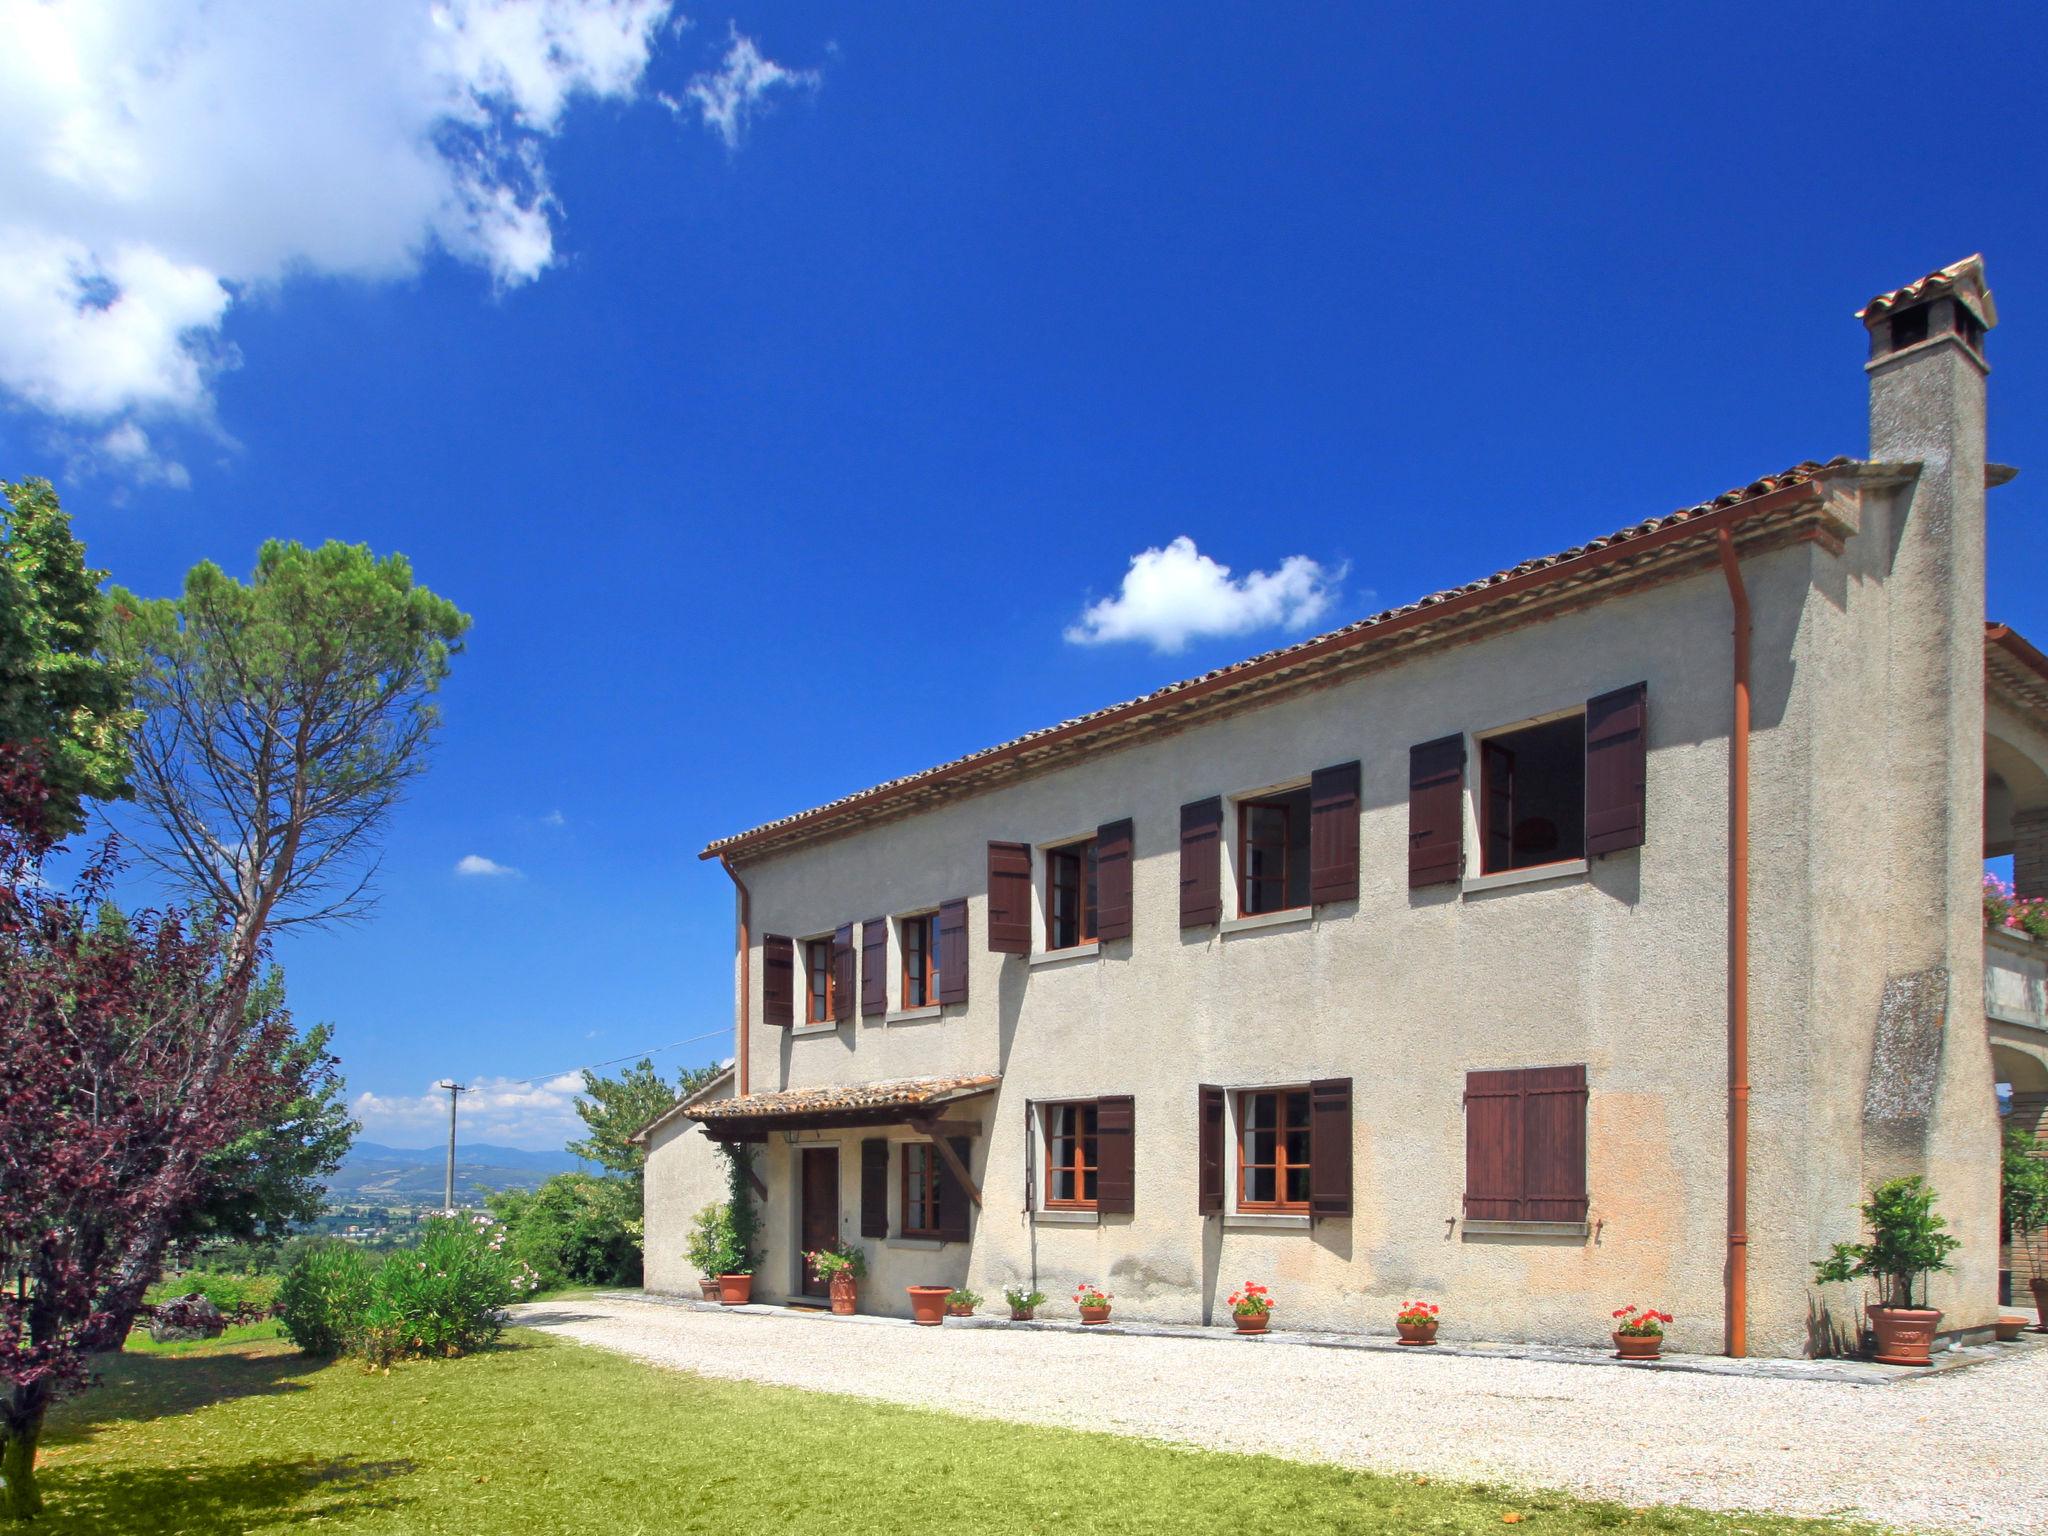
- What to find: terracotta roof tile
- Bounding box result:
[685,1073,1001,1123]
[702,458,1853,860]
[1857,255,1995,325]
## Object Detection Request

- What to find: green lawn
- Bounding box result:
[29,1329,1879,1535]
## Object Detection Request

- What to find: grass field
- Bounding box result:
[28,1328,1878,1534]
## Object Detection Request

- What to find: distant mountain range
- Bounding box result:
[326,1141,593,1203]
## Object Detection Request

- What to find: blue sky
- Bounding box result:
[3,3,2044,1148]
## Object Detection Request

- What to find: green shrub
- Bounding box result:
[347,1212,538,1368]
[487,1173,643,1290]
[686,1203,736,1278]
[146,1269,280,1317]
[277,1242,372,1357]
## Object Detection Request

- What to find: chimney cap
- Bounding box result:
[1857,254,1996,329]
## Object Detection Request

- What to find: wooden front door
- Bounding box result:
[799,1147,840,1298]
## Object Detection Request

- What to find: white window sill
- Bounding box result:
[1030,941,1100,968]
[886,1236,944,1250]
[790,1022,841,1038]
[1460,1219,1590,1239]
[1223,1212,1311,1231]
[1219,908,1312,937]
[1462,859,1589,896]
[1031,1208,1099,1226]
[884,1005,943,1026]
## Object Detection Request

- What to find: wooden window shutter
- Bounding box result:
[935,1136,973,1242]
[1309,761,1361,904]
[1408,735,1466,888]
[986,841,1032,954]
[1481,739,1515,874]
[762,933,795,1028]
[1308,1077,1352,1218]
[1521,1065,1589,1221]
[860,1137,889,1237]
[1464,1069,1526,1220]
[831,923,856,1023]
[860,918,887,1017]
[1095,1095,1135,1215]
[936,898,969,1005]
[1180,798,1223,928]
[1197,1084,1225,1214]
[1095,818,1134,941]
[1585,682,1648,857]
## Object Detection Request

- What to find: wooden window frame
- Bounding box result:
[900,1142,941,1237]
[1235,1087,1312,1214]
[900,911,939,1009]
[1045,838,1099,951]
[1042,1101,1100,1210]
[804,936,836,1024]
[1475,708,1588,876]
[1236,794,1304,917]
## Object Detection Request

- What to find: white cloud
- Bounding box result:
[540,809,567,827]
[352,1071,586,1149]
[1064,536,1346,654]
[0,0,675,472]
[673,24,816,149]
[455,853,521,877]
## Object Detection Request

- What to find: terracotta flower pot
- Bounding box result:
[946,1302,975,1318]
[1612,1331,1662,1361]
[1009,1307,1036,1322]
[1397,1320,1439,1346]
[1866,1304,1941,1366]
[829,1272,858,1316]
[1079,1304,1111,1326]
[717,1273,753,1306]
[906,1285,950,1326]
[2032,1277,2048,1330]
[1996,1315,2028,1342]
[1233,1310,1269,1334]
[698,1278,721,1302]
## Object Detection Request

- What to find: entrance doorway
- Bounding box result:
[799,1147,840,1300]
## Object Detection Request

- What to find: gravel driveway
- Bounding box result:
[512,1295,2046,1534]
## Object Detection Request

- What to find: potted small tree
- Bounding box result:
[686,1204,731,1302]
[2002,1125,2048,1330]
[1004,1285,1047,1322]
[1228,1281,1273,1334]
[807,1240,867,1316]
[945,1288,982,1319]
[1074,1282,1112,1325]
[1610,1305,1671,1361]
[1395,1300,1439,1346]
[1812,1176,1961,1365]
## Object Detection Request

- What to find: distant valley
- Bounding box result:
[327,1141,594,1202]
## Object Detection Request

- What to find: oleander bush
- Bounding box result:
[276,1241,373,1357]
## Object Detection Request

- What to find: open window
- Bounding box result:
[1044,1102,1098,1208]
[1236,784,1311,914]
[1046,838,1098,950]
[1236,1088,1312,1211]
[803,936,837,1024]
[900,1142,941,1237]
[899,911,939,1008]
[1478,712,1587,874]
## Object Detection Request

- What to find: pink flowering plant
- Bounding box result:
[1228,1281,1273,1318]
[1611,1304,1672,1338]
[1984,873,2048,940]
[1073,1282,1112,1310]
[1396,1300,1440,1326]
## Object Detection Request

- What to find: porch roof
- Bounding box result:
[683,1073,1000,1139]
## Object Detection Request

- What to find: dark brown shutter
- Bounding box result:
[1308,1077,1352,1218]
[860,917,887,1017]
[1463,1069,1524,1219]
[1180,797,1223,927]
[1095,1095,1135,1215]
[860,1137,889,1237]
[986,841,1032,954]
[1197,1084,1225,1214]
[1585,682,1648,857]
[935,1136,972,1242]
[1481,738,1515,875]
[936,897,969,1005]
[1522,1065,1589,1221]
[1309,761,1361,904]
[1095,818,1133,941]
[1409,735,1466,888]
[762,933,795,1027]
[832,922,856,1023]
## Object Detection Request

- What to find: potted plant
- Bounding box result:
[1610,1304,1671,1360]
[906,1284,951,1326]
[1812,1176,1961,1366]
[1227,1281,1272,1334]
[1004,1285,1047,1321]
[945,1288,982,1319]
[807,1240,867,1316]
[1395,1300,1439,1345]
[1997,1315,2029,1342]
[1074,1282,1112,1325]
[686,1203,732,1302]
[2002,1125,2048,1329]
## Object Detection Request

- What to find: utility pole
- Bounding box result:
[437,1080,467,1213]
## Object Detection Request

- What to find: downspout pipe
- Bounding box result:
[719,855,752,1098]
[1716,529,1751,1359]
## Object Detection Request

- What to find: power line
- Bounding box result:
[493,1026,732,1089]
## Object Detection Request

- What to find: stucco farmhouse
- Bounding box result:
[642,256,2048,1358]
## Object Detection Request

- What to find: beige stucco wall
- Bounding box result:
[647,331,2007,1357]
[642,1073,734,1295]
